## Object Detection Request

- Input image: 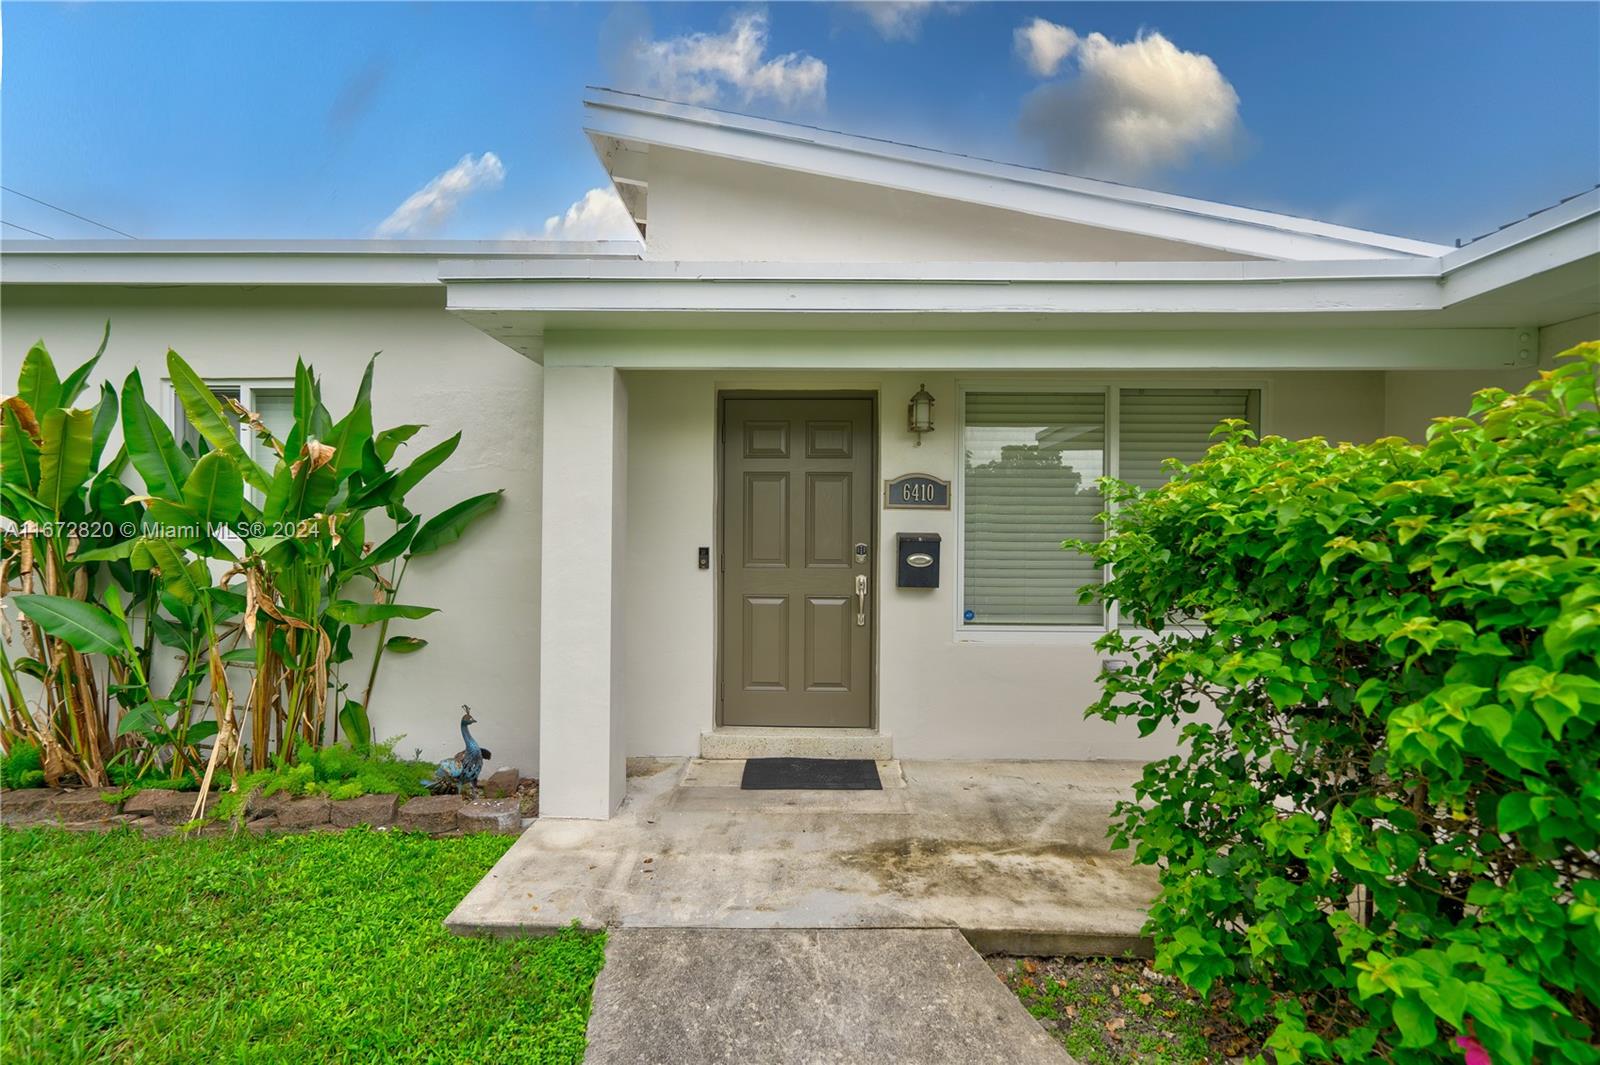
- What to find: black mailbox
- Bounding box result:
[896,533,941,588]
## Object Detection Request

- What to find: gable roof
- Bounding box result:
[583,88,1451,263]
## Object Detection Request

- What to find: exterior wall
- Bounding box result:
[641,149,1259,264]
[611,346,1397,762]
[1379,313,1599,439]
[0,286,542,773]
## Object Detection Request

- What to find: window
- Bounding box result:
[170,381,294,469]
[960,385,1258,630]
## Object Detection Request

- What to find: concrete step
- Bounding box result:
[698,726,892,760]
[583,927,1075,1064]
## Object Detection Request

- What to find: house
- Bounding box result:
[3,89,1596,819]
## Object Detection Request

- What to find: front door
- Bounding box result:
[721,397,874,727]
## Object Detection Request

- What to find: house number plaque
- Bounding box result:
[883,473,950,509]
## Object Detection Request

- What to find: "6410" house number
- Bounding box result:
[883,473,950,509]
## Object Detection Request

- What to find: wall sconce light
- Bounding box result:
[907,383,935,446]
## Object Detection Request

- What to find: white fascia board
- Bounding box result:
[0,239,642,287]
[1440,189,1599,271]
[535,327,1524,372]
[447,275,1442,317]
[1438,192,1600,305]
[583,89,1449,262]
[443,258,1445,317]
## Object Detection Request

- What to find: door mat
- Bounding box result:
[740,757,883,791]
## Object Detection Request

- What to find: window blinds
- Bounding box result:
[1118,388,1255,493]
[962,392,1105,625]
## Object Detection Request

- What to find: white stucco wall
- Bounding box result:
[641,148,1259,264]
[611,352,1403,762]
[0,287,542,772]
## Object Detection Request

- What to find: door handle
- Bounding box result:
[855,574,868,627]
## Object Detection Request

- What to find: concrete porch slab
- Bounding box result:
[584,928,1075,1064]
[446,758,1157,955]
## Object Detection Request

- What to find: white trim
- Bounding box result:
[0,239,641,287]
[1440,189,1600,271]
[583,89,1449,262]
[951,377,1268,644]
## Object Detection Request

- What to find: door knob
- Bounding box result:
[855,574,868,627]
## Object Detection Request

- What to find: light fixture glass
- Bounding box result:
[908,383,935,446]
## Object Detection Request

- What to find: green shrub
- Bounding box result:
[1076,343,1600,1063]
[211,738,432,820]
[0,741,45,790]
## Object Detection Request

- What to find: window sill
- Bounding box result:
[954,626,1108,646]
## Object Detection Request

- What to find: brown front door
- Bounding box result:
[721,397,874,727]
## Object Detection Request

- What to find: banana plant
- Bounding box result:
[4,334,503,785]
[162,349,502,764]
[1,326,141,786]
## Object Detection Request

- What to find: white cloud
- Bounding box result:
[1018,29,1242,180]
[537,187,637,241]
[852,2,951,42]
[376,152,505,237]
[624,10,826,109]
[1013,17,1078,77]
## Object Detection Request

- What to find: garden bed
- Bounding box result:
[0,825,604,1063]
[990,954,1264,1065]
[0,775,538,837]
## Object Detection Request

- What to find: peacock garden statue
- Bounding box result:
[424,705,492,798]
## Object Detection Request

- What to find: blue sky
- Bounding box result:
[3,2,1597,246]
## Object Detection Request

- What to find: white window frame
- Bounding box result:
[953,376,1270,644]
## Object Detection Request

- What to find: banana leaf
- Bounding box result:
[13,594,124,657]
[410,490,503,556]
[16,341,61,414]
[122,369,192,499]
[36,407,95,513]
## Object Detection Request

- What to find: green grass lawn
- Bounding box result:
[0,826,604,1064]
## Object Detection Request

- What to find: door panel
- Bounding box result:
[743,473,789,567]
[722,398,874,727]
[742,596,789,691]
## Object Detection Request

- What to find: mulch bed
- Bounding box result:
[990,954,1266,1065]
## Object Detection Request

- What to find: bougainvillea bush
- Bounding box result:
[1076,343,1600,1064]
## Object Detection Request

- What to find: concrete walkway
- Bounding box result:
[584,927,1075,1064]
[447,757,1155,954]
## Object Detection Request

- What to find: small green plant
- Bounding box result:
[1075,343,1600,1063]
[211,738,433,821]
[0,740,45,789]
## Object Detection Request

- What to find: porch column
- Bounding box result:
[539,365,628,818]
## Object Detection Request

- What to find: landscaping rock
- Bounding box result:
[48,787,121,823]
[244,817,279,836]
[65,814,138,834]
[481,767,521,799]
[330,793,399,828]
[457,799,521,835]
[396,794,462,834]
[244,789,293,820]
[0,788,60,824]
[125,790,216,825]
[130,816,177,838]
[275,796,332,829]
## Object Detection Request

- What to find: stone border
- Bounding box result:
[0,787,527,838]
